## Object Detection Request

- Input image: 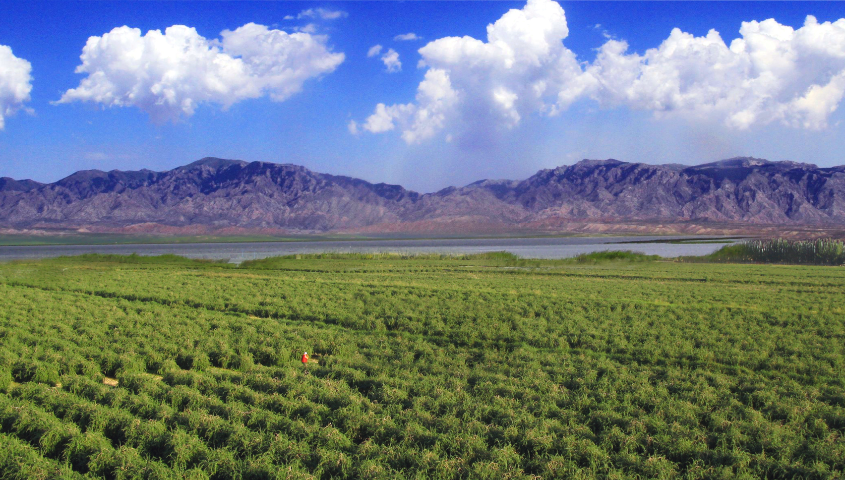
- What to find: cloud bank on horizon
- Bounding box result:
[362,0,845,144]
[0,45,32,130]
[55,23,345,123]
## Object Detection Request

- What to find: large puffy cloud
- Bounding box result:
[362,0,845,144]
[57,23,345,122]
[589,16,845,129]
[362,0,591,142]
[0,45,33,130]
[364,69,458,143]
[364,0,586,143]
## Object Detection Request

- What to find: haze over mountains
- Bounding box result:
[1,157,844,235]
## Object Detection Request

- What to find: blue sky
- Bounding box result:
[1,1,844,193]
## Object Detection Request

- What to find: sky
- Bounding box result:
[1,1,845,193]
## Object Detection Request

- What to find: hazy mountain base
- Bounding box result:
[341,219,845,240]
[2,220,843,245]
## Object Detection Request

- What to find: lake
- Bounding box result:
[0,235,739,263]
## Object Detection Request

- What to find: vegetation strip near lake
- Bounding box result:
[0,253,843,479]
[688,238,845,266]
[614,238,746,245]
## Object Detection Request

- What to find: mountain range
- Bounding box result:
[1,157,844,235]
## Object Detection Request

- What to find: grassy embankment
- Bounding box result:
[0,252,842,479]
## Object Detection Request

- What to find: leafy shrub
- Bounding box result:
[11,360,37,383]
[146,353,180,375]
[0,369,11,392]
[176,352,211,371]
[64,431,114,473]
[38,423,79,458]
[66,359,102,381]
[571,250,659,263]
[0,434,84,480]
[31,366,60,386]
[8,361,60,387]
[169,429,210,471]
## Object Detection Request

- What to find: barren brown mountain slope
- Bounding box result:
[2,157,844,236]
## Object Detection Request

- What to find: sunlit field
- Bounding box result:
[0,253,842,479]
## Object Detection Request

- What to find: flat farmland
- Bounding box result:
[0,253,842,479]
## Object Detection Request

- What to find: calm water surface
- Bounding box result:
[0,236,738,263]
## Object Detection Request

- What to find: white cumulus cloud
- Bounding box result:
[588,15,845,130]
[0,45,33,130]
[360,0,845,144]
[367,45,383,58]
[363,0,589,143]
[57,23,345,122]
[381,49,401,73]
[363,68,458,143]
[394,33,421,41]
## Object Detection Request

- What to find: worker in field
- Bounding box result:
[301,352,309,365]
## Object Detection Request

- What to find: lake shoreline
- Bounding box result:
[0,231,739,247]
[0,235,741,264]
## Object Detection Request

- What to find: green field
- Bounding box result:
[0,253,842,479]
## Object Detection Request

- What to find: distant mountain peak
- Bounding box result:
[0,177,42,193]
[698,157,771,168]
[181,157,249,170]
[691,156,820,172]
[574,158,624,167]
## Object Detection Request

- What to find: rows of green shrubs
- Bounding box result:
[0,255,843,478]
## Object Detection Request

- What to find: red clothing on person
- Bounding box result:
[301,353,308,364]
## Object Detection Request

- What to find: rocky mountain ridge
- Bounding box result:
[1,157,844,233]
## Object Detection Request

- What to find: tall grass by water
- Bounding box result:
[700,238,845,265]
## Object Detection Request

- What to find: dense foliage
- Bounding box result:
[570,251,660,263]
[0,253,843,479]
[698,239,845,266]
